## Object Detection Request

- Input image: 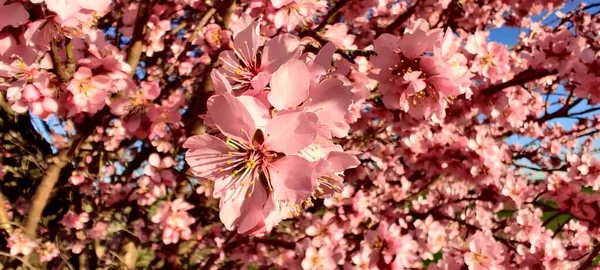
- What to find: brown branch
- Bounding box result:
[314,0,352,33]
[24,110,107,239]
[480,69,557,96]
[578,244,600,270]
[0,251,37,270]
[380,1,419,36]
[126,0,155,77]
[65,38,76,74]
[253,237,296,250]
[0,191,12,233]
[201,235,295,269]
[50,40,68,82]
[24,136,80,237]
[119,241,137,270]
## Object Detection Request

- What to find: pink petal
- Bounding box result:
[374,34,400,52]
[22,85,41,102]
[271,0,294,8]
[0,3,29,30]
[211,69,232,94]
[91,75,111,89]
[267,59,310,110]
[261,33,301,73]
[219,180,267,233]
[42,98,58,112]
[268,155,316,203]
[250,72,271,91]
[407,79,426,94]
[88,88,106,104]
[230,13,254,39]
[183,134,231,178]
[0,33,16,61]
[148,153,161,168]
[399,30,429,59]
[325,151,360,172]
[74,67,92,80]
[428,75,461,96]
[304,78,352,126]
[77,0,110,13]
[314,42,337,71]
[232,21,260,67]
[45,0,81,21]
[237,95,270,128]
[109,97,130,115]
[264,109,318,154]
[141,81,160,100]
[30,101,44,116]
[207,93,256,142]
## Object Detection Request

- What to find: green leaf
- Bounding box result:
[495,209,516,218]
[422,251,443,266]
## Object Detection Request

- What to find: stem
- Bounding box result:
[380,1,419,35]
[50,40,68,82]
[126,0,154,77]
[314,0,352,33]
[119,240,138,270]
[0,251,37,270]
[0,192,12,233]
[65,38,76,74]
[23,148,70,237]
[578,244,600,270]
[480,69,557,96]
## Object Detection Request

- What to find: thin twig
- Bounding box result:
[0,251,37,269]
[314,0,352,33]
[0,191,12,233]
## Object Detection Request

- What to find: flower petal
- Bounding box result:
[237,95,270,128]
[207,93,256,142]
[325,151,360,172]
[261,33,301,73]
[211,69,233,94]
[269,156,316,204]
[304,78,352,126]
[250,72,271,91]
[267,59,310,110]
[0,3,28,30]
[219,180,267,233]
[232,21,261,67]
[183,134,232,178]
[264,110,318,154]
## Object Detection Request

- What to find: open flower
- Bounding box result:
[67,67,111,114]
[217,18,300,94]
[184,92,319,233]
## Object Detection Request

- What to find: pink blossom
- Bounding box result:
[217,18,300,94]
[184,92,319,233]
[67,67,110,114]
[7,230,37,256]
[301,246,337,270]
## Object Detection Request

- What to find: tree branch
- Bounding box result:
[50,40,68,82]
[313,0,352,33]
[24,110,107,239]
[480,69,557,96]
[380,1,419,35]
[0,191,12,233]
[126,0,155,77]
[578,244,600,270]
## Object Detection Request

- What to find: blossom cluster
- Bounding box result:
[184,17,360,234]
[1,0,600,269]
